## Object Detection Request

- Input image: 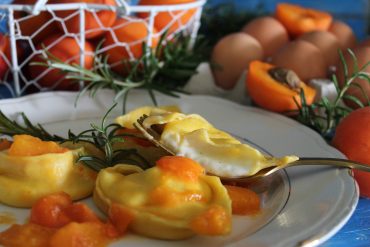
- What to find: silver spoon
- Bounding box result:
[134,115,370,182]
[217,157,370,182]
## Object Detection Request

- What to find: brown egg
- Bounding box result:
[298,31,341,67]
[336,46,370,108]
[241,16,289,58]
[328,20,357,49]
[271,40,327,82]
[211,32,263,90]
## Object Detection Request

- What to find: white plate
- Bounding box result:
[0,90,359,247]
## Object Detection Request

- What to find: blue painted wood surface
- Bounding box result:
[322,197,370,247]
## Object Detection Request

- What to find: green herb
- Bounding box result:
[0,104,151,171]
[32,33,205,113]
[0,111,64,142]
[69,103,151,171]
[295,49,370,140]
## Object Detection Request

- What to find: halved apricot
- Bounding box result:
[246,60,316,113]
[276,3,333,37]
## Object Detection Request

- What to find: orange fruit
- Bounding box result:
[8,135,68,156]
[275,3,332,37]
[49,222,114,247]
[29,35,94,90]
[0,34,10,80]
[13,0,59,44]
[103,17,159,75]
[0,34,26,82]
[137,0,196,35]
[0,223,56,247]
[190,205,231,236]
[30,192,73,228]
[0,139,11,151]
[246,60,316,113]
[15,11,59,44]
[224,185,260,215]
[156,156,205,181]
[332,107,370,198]
[51,0,117,39]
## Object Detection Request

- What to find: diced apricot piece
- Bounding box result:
[101,223,120,239]
[8,135,68,156]
[149,186,204,207]
[190,205,231,236]
[225,185,260,215]
[0,223,56,247]
[0,139,11,151]
[156,156,205,181]
[1,193,119,246]
[49,222,114,247]
[65,203,101,223]
[108,203,134,235]
[30,192,72,228]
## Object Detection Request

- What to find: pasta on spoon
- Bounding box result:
[116,106,299,178]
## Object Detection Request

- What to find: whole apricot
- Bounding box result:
[103,17,159,75]
[0,34,10,80]
[137,0,196,35]
[51,0,117,39]
[13,0,59,43]
[0,34,24,80]
[29,35,94,90]
[332,107,370,198]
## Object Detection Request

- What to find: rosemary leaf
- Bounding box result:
[0,111,65,141]
[295,49,370,140]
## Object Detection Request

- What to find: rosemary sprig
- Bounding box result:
[0,111,65,141]
[32,33,204,113]
[0,104,151,172]
[295,49,370,140]
[68,104,151,171]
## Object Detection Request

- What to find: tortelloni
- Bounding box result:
[118,106,299,178]
[114,105,181,165]
[0,135,96,208]
[93,156,232,240]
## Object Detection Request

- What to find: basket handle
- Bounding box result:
[32,0,130,15]
[32,0,48,15]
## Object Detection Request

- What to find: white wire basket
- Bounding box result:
[0,0,206,98]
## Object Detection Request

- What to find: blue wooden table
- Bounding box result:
[322,197,370,247]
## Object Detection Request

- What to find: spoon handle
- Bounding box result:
[289,157,370,172]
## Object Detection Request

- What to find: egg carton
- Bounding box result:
[0,0,206,98]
